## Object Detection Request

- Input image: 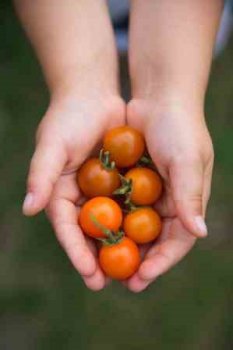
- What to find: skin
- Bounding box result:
[79,197,123,239]
[99,237,141,280]
[16,0,223,292]
[125,0,223,292]
[16,0,125,291]
[103,126,145,168]
[125,167,162,205]
[123,207,162,244]
[77,158,120,198]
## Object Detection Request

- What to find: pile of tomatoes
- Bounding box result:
[77,126,163,280]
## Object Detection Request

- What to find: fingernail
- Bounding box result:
[23,192,34,213]
[195,216,208,237]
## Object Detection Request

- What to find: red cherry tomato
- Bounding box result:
[99,237,140,280]
[125,167,162,205]
[79,197,123,238]
[77,158,120,198]
[123,207,162,244]
[103,126,145,168]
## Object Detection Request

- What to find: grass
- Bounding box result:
[0,3,233,350]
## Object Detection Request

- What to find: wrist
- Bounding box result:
[132,82,204,110]
[127,96,205,129]
[130,59,207,113]
[129,82,205,116]
[40,34,119,99]
[47,64,119,102]
[48,89,125,125]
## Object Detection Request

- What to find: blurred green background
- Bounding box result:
[1,3,233,350]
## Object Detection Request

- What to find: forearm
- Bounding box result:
[129,0,223,109]
[14,0,119,98]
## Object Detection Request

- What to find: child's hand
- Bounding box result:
[125,99,214,292]
[23,93,125,291]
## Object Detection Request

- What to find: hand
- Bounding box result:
[23,93,125,291]
[125,99,214,292]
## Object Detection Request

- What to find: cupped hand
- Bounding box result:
[23,93,125,291]
[125,99,214,292]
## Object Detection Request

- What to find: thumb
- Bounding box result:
[170,157,208,238]
[23,137,67,216]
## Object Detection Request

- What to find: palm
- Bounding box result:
[125,101,212,292]
[46,172,109,290]
[37,95,126,290]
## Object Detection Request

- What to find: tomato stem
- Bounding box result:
[113,175,139,212]
[113,174,132,196]
[123,197,138,212]
[99,149,116,170]
[90,214,123,245]
[98,231,124,246]
[137,151,153,166]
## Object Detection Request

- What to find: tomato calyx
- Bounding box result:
[90,214,124,246]
[113,174,132,196]
[123,197,139,213]
[113,175,139,212]
[100,231,124,246]
[99,149,116,170]
[137,152,153,167]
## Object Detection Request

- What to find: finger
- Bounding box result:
[127,219,196,293]
[126,219,172,292]
[202,162,214,216]
[23,136,67,216]
[121,243,151,288]
[46,175,97,278]
[154,182,176,218]
[83,267,107,291]
[83,238,109,291]
[170,158,208,238]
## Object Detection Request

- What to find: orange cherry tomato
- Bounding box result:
[103,126,145,168]
[125,167,162,205]
[123,207,162,244]
[99,237,140,280]
[79,197,122,239]
[77,158,120,198]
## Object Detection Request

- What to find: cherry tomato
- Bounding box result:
[99,237,140,280]
[77,158,120,198]
[125,167,162,205]
[123,207,162,244]
[79,197,123,239]
[103,126,145,168]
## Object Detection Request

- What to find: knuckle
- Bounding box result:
[205,142,214,164]
[200,135,214,165]
[187,194,203,203]
[174,194,203,206]
[178,193,202,202]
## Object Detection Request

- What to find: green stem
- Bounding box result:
[99,149,115,170]
[113,174,132,196]
[124,197,138,213]
[90,214,123,245]
[137,153,154,168]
